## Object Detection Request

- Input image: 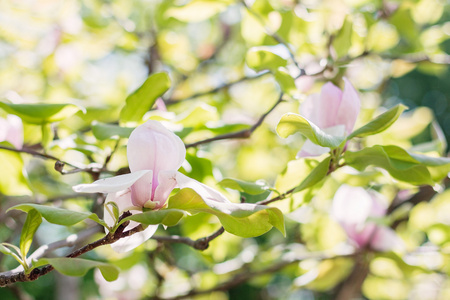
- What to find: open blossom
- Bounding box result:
[73,120,230,252]
[0,114,23,149]
[297,78,360,158]
[332,185,404,252]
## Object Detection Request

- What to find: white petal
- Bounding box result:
[130,171,153,207]
[73,170,152,194]
[111,224,158,253]
[175,172,230,204]
[332,185,372,224]
[153,170,178,209]
[127,120,186,174]
[296,139,330,158]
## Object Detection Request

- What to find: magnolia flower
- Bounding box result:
[73,120,230,252]
[297,78,360,158]
[0,114,23,149]
[332,185,403,252]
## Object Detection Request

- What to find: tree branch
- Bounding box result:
[152,227,225,251]
[185,93,284,148]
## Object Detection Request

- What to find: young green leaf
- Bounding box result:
[348,104,407,139]
[119,72,171,124]
[92,122,134,140]
[246,48,288,72]
[293,156,332,193]
[20,209,42,259]
[8,203,107,228]
[343,145,435,185]
[277,113,345,148]
[0,102,84,125]
[0,145,32,196]
[119,209,185,227]
[218,178,270,195]
[333,17,353,59]
[33,257,119,282]
[168,188,285,237]
[274,69,297,95]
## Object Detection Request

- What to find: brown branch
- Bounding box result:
[0,212,141,286]
[152,226,225,251]
[165,71,270,105]
[185,93,284,148]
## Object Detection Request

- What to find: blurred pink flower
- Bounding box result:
[297,78,360,158]
[332,185,403,252]
[0,115,23,149]
[74,120,230,252]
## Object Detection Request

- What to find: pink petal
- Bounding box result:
[0,115,23,149]
[103,190,158,253]
[332,185,372,224]
[342,222,377,248]
[73,170,152,194]
[370,226,404,252]
[335,78,360,134]
[127,120,185,174]
[152,170,178,209]
[130,171,153,207]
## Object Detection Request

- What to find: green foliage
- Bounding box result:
[119,72,171,125]
[120,209,186,227]
[218,178,270,195]
[168,188,285,237]
[0,103,84,125]
[246,48,288,72]
[19,209,42,259]
[91,122,134,140]
[33,258,119,282]
[277,113,345,148]
[0,144,31,196]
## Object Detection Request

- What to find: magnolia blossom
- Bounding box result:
[297,78,360,158]
[73,120,230,252]
[332,185,403,252]
[0,114,23,149]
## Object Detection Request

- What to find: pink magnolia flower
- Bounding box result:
[73,120,230,252]
[297,78,360,158]
[0,114,23,149]
[332,185,403,252]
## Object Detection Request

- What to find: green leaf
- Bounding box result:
[348,104,407,139]
[218,178,270,195]
[246,48,287,72]
[120,209,185,227]
[20,209,42,258]
[33,257,119,281]
[0,102,84,125]
[408,152,450,182]
[277,113,345,148]
[92,122,134,140]
[293,156,331,193]
[333,17,353,58]
[119,72,171,124]
[0,243,13,256]
[274,69,297,95]
[8,204,107,228]
[0,144,32,196]
[343,145,435,185]
[168,188,285,237]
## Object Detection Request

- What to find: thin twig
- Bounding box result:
[152,227,225,251]
[185,93,284,148]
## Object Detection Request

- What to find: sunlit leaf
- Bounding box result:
[166,0,227,22]
[120,72,171,124]
[0,102,84,124]
[33,258,119,281]
[120,209,186,227]
[246,48,287,72]
[293,156,331,193]
[348,104,407,139]
[92,122,134,140]
[218,178,270,195]
[277,113,345,148]
[333,17,353,58]
[20,209,42,258]
[168,188,285,237]
[0,143,32,196]
[8,203,107,228]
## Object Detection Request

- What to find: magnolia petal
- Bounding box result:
[342,222,377,249]
[332,185,372,224]
[152,170,178,209]
[175,172,230,204]
[130,171,153,207]
[111,225,158,253]
[370,226,404,252]
[127,120,186,175]
[336,78,360,134]
[73,170,152,194]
